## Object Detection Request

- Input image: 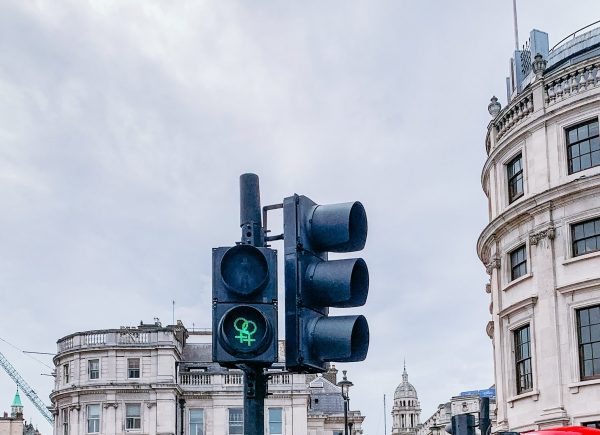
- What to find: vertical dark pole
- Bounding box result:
[178,398,185,435]
[239,173,266,435]
[242,367,268,435]
[240,173,264,247]
[344,399,349,435]
[480,397,490,435]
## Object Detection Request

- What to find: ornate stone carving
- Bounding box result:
[529,227,555,245]
[486,321,494,339]
[485,257,501,275]
[485,283,491,294]
[488,96,501,117]
[532,54,547,78]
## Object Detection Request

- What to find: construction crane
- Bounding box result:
[0,351,54,424]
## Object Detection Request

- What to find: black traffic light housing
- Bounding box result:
[212,244,278,366]
[284,194,369,373]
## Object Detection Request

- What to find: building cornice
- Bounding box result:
[556,277,600,295]
[477,173,600,261]
[50,383,182,401]
[497,296,538,319]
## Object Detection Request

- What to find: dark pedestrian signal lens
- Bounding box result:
[220,245,269,296]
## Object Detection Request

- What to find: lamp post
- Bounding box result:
[338,370,354,435]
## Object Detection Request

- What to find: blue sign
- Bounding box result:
[459,388,496,398]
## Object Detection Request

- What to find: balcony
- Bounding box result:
[178,371,307,394]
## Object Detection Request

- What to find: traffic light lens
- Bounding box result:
[218,305,272,356]
[220,245,269,295]
[310,201,367,252]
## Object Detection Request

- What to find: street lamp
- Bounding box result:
[338,370,354,435]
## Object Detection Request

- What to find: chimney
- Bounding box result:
[323,364,339,385]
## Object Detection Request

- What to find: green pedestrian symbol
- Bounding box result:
[234,317,257,346]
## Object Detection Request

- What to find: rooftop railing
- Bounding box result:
[550,19,600,53]
[56,329,184,354]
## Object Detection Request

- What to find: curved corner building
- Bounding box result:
[478,24,600,432]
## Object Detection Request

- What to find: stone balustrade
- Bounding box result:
[178,371,301,392]
[545,59,600,105]
[495,92,534,141]
[56,328,183,354]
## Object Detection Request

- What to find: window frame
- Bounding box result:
[61,408,69,435]
[514,324,533,394]
[576,305,600,380]
[571,217,600,257]
[189,408,204,435]
[63,363,70,385]
[566,118,600,175]
[506,153,524,203]
[88,359,100,380]
[228,408,244,435]
[268,407,283,435]
[509,244,528,281]
[86,404,100,434]
[127,358,141,379]
[125,403,142,431]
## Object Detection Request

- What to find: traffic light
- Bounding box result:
[451,414,475,435]
[283,194,369,373]
[212,244,278,366]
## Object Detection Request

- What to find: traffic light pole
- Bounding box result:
[239,173,267,435]
[241,365,268,435]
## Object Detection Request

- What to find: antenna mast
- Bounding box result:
[512,0,519,50]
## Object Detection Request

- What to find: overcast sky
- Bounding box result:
[2,1,600,434]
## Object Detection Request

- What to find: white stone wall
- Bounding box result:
[479,43,600,433]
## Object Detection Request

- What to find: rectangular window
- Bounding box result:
[510,245,527,281]
[507,154,524,203]
[229,408,243,434]
[583,422,600,429]
[127,358,140,379]
[189,409,204,435]
[572,217,600,257]
[567,119,600,174]
[269,408,283,434]
[61,408,69,435]
[63,364,70,384]
[88,359,100,380]
[577,305,600,380]
[125,404,141,430]
[514,324,533,394]
[87,404,100,433]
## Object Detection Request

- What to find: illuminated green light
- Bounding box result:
[234,317,257,346]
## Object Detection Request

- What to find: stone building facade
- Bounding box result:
[49,321,364,435]
[478,23,600,432]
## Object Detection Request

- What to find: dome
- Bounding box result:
[394,366,418,399]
